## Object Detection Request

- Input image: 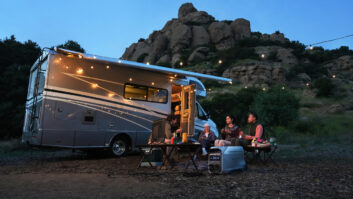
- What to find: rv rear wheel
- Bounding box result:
[111,138,129,157]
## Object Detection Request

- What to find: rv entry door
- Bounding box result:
[180,84,196,136]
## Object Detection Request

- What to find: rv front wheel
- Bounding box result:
[111,138,129,157]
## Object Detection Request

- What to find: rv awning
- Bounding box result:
[54,48,232,83]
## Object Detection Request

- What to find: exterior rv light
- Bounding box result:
[129,78,133,81]
[261,54,265,59]
[118,59,122,63]
[91,83,98,88]
[179,62,183,66]
[90,66,94,69]
[78,54,83,59]
[309,45,313,50]
[146,62,150,65]
[174,74,177,77]
[218,60,222,64]
[93,56,96,59]
[108,93,114,97]
[106,65,110,69]
[151,82,155,86]
[76,68,84,74]
[170,79,173,82]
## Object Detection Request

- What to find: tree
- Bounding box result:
[56,40,85,53]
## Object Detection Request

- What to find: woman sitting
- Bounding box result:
[198,123,216,155]
[214,115,242,147]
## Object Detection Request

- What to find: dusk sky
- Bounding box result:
[1,0,353,58]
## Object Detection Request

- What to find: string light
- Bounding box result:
[309,45,314,50]
[108,93,114,98]
[90,66,94,69]
[65,66,69,69]
[282,86,285,90]
[306,82,310,87]
[170,79,173,82]
[146,62,150,65]
[218,60,223,64]
[151,82,155,86]
[174,74,177,77]
[78,54,83,59]
[129,78,133,81]
[332,74,336,79]
[229,81,233,85]
[179,62,183,66]
[261,54,265,59]
[244,86,248,89]
[106,65,110,69]
[76,68,83,74]
[91,83,98,88]
[93,56,96,59]
[262,87,267,91]
[208,88,212,91]
[118,59,122,63]
[307,33,353,48]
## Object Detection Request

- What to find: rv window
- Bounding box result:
[124,83,168,103]
[124,84,147,100]
[148,88,168,103]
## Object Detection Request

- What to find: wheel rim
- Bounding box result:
[112,140,126,156]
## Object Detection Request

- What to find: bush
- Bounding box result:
[251,86,299,126]
[313,78,336,97]
[200,87,260,128]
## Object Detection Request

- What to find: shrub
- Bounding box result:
[313,78,336,97]
[251,86,299,126]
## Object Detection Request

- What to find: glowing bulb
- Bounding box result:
[129,78,133,81]
[59,58,62,61]
[93,56,96,59]
[76,68,83,74]
[179,62,183,66]
[208,88,212,91]
[309,45,313,50]
[245,86,248,89]
[91,83,98,88]
[90,66,94,69]
[108,93,114,98]
[306,82,310,87]
[261,54,265,58]
[151,82,155,86]
[106,65,110,69]
[229,81,233,85]
[332,75,336,79]
[174,74,177,77]
[78,54,83,59]
[118,59,122,63]
[218,60,223,64]
[65,66,69,69]
[262,87,267,91]
[146,62,150,65]
[170,79,173,82]
[282,86,285,90]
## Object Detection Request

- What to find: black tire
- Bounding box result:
[111,137,129,157]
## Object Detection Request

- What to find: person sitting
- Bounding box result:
[243,112,265,145]
[214,115,241,147]
[164,114,182,143]
[198,123,216,155]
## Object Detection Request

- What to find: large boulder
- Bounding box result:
[171,53,182,68]
[188,47,209,63]
[191,26,210,47]
[178,3,197,19]
[276,48,298,65]
[145,31,168,63]
[230,18,251,40]
[178,3,214,24]
[122,41,151,61]
[208,22,234,50]
[162,20,192,53]
[156,54,171,65]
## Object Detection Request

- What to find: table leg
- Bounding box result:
[184,147,201,171]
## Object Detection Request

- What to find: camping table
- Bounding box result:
[137,143,202,171]
[243,144,277,164]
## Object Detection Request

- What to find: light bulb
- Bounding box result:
[129,78,133,81]
[151,82,155,86]
[106,65,110,69]
[91,83,98,88]
[179,62,183,66]
[261,54,265,58]
[76,68,83,74]
[90,66,94,69]
[218,60,222,64]
[309,45,313,50]
[108,93,114,97]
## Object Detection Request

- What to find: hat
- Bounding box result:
[203,123,210,127]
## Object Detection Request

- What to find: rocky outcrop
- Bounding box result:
[324,55,353,80]
[208,22,234,50]
[230,18,251,40]
[188,47,209,64]
[191,26,210,47]
[222,62,286,86]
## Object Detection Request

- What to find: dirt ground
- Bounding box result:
[0,144,352,199]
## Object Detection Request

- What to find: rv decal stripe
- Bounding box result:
[44,88,168,116]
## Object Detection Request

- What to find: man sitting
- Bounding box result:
[198,123,216,155]
[243,112,265,145]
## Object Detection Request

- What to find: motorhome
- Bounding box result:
[22,48,232,156]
